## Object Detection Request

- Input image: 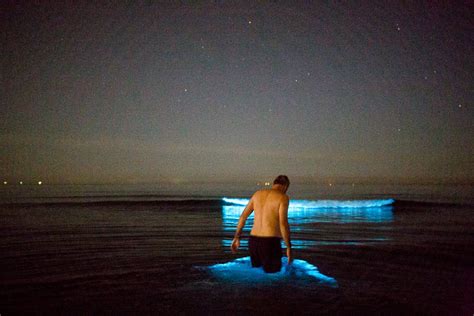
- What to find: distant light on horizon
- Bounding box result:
[3,181,7,185]
[38,181,42,185]
[19,181,23,185]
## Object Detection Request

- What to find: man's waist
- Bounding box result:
[249,234,281,240]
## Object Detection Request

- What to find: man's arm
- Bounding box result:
[230,196,254,253]
[279,195,292,262]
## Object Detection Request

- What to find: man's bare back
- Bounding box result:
[250,189,289,237]
[230,175,292,265]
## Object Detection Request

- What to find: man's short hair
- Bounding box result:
[273,175,290,187]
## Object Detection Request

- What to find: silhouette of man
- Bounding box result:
[231,175,292,273]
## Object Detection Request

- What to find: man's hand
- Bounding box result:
[286,247,293,263]
[230,238,240,253]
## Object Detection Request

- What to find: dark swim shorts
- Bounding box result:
[249,235,282,273]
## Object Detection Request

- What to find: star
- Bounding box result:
[458,104,462,108]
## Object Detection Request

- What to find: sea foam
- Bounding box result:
[206,256,338,287]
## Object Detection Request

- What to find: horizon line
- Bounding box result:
[1,178,473,186]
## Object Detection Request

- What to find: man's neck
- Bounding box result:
[272,184,286,193]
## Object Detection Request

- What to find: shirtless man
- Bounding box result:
[230,175,292,273]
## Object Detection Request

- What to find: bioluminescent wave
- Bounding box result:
[222,197,395,208]
[221,198,394,251]
[221,204,394,226]
[204,256,338,287]
[221,201,393,250]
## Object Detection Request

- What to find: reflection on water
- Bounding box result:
[221,238,389,249]
[222,204,394,227]
[205,256,338,287]
[221,199,394,250]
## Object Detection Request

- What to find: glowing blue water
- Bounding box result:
[221,198,393,250]
[205,256,338,287]
[222,204,394,227]
[222,197,395,208]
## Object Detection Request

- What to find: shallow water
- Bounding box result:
[1,187,473,315]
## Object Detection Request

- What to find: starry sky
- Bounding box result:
[2,1,473,184]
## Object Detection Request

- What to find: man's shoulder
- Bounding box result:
[252,189,289,200]
[251,189,265,199]
[254,188,273,194]
[268,189,289,201]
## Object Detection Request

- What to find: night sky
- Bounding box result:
[2,1,473,184]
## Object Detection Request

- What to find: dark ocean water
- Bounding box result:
[1,184,473,315]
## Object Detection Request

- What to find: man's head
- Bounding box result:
[273,175,290,193]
